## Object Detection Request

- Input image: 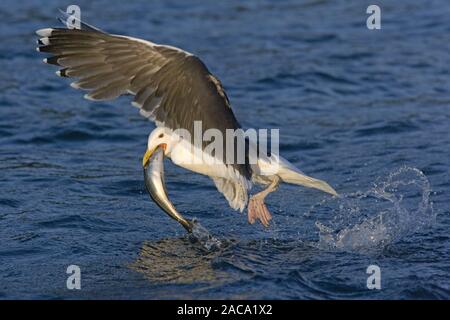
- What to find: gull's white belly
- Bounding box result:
[168,140,233,179]
[168,139,286,182]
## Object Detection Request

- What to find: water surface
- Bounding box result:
[0,0,449,299]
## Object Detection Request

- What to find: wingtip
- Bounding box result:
[36,28,54,37]
[37,37,50,45]
[84,93,96,101]
[56,70,67,77]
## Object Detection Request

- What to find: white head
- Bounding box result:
[142,127,174,167]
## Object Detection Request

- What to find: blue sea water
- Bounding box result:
[0,0,449,299]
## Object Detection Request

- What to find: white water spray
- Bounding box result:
[311,167,435,253]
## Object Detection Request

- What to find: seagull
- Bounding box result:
[35,20,337,227]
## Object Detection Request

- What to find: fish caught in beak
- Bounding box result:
[143,145,194,233]
[142,143,167,167]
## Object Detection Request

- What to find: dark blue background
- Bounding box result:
[0,0,449,299]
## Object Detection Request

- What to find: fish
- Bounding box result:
[143,146,194,233]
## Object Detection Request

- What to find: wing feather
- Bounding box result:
[36,26,251,180]
[212,177,249,212]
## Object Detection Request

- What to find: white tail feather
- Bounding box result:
[275,157,338,196]
[280,170,337,196]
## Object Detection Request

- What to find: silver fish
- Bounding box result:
[143,146,194,233]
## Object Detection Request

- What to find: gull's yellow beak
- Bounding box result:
[142,148,154,167]
[142,144,167,167]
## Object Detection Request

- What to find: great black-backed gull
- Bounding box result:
[35,21,337,227]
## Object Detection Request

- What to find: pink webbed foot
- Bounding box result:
[247,196,272,227]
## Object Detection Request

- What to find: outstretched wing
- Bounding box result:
[36,28,235,133]
[212,177,249,212]
[36,26,251,181]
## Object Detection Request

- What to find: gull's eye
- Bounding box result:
[158,133,164,138]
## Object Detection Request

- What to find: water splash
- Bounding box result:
[310,167,435,253]
[189,220,223,251]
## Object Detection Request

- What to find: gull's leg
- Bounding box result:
[248,176,280,227]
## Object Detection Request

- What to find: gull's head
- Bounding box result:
[142,127,174,167]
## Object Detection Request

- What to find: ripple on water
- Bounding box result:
[129,237,234,284]
[0,198,21,208]
[354,121,420,137]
